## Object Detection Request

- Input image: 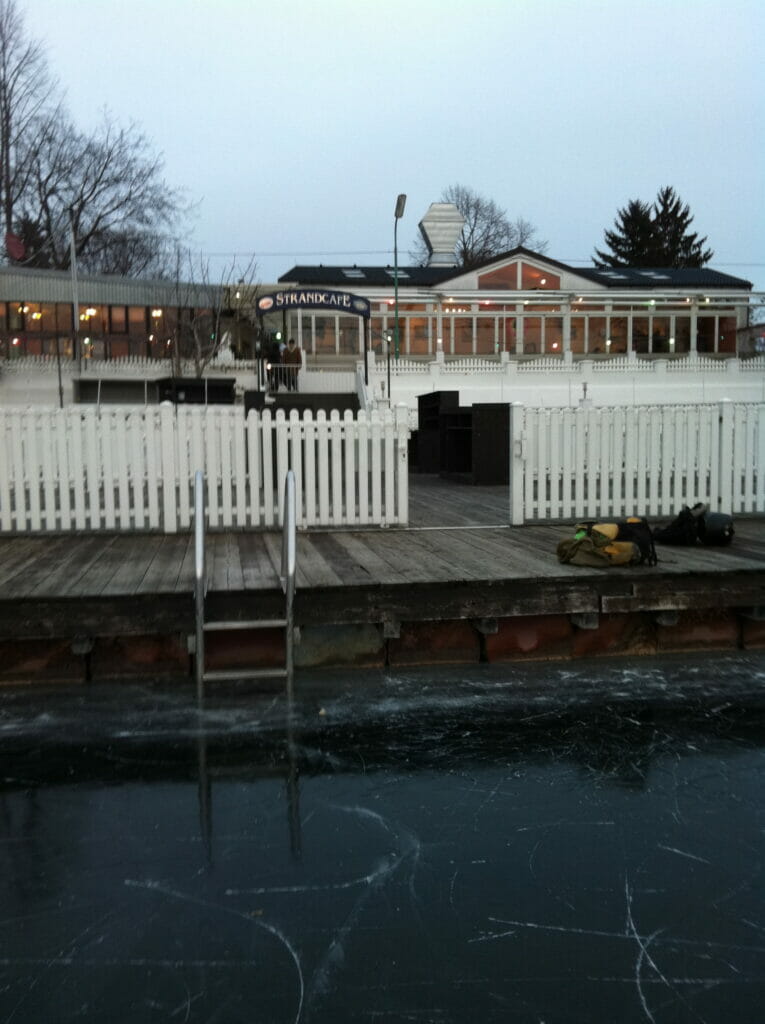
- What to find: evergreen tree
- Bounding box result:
[650,186,713,268]
[593,199,654,268]
[594,187,713,269]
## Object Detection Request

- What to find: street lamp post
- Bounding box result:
[393,193,406,363]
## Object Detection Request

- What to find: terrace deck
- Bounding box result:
[0,477,763,680]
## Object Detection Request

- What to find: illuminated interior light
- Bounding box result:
[12,337,19,345]
[85,307,96,316]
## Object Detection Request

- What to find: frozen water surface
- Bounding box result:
[1,652,764,1023]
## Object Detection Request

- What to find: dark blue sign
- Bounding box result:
[256,289,371,319]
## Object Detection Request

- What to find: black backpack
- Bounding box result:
[614,517,658,566]
[653,504,733,547]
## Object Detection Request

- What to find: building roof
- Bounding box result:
[0,264,223,306]
[278,264,457,289]
[279,248,753,292]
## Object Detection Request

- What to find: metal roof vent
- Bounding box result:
[418,203,465,267]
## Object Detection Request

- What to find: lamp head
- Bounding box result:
[394,194,407,219]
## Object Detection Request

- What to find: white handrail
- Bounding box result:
[281,470,297,696]
[194,469,205,703]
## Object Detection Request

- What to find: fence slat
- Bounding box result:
[344,410,356,527]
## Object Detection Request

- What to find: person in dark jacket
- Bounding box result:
[283,337,302,391]
[267,336,282,391]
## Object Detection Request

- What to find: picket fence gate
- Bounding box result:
[510,401,765,524]
[0,405,410,534]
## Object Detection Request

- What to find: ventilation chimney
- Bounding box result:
[418,203,465,267]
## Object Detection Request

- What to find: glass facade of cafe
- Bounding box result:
[285,302,739,358]
[279,255,749,359]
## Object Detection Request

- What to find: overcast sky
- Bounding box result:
[21,0,765,290]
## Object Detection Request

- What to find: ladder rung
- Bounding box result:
[202,667,289,682]
[203,619,287,632]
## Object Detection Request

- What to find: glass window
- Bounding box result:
[589,317,607,354]
[674,316,690,353]
[409,316,429,355]
[9,303,23,331]
[651,317,670,354]
[521,264,560,290]
[109,338,130,358]
[110,306,127,333]
[0,301,5,330]
[453,317,472,354]
[609,316,628,353]
[501,315,517,352]
[523,318,541,354]
[26,303,42,332]
[570,316,586,354]
[128,306,147,335]
[632,317,649,353]
[719,316,736,354]
[338,317,359,355]
[545,317,563,354]
[314,316,336,354]
[56,303,73,332]
[476,317,495,354]
[478,263,518,289]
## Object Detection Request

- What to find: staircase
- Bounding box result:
[193,469,296,701]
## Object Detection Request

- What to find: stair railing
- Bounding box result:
[193,468,297,704]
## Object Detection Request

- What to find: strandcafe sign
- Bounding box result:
[256,289,371,319]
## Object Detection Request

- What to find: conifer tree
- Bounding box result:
[593,199,654,268]
[594,187,713,269]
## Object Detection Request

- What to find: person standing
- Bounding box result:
[267,334,282,391]
[283,337,302,391]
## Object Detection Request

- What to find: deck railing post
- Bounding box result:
[194,469,205,704]
[509,402,525,525]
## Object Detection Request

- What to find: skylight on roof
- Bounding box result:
[600,271,629,279]
[342,268,365,278]
[385,269,410,279]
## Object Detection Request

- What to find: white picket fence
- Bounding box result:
[509,401,765,524]
[0,405,410,534]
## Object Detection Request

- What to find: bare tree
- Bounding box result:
[168,246,259,377]
[0,0,54,244]
[410,184,548,268]
[18,110,185,275]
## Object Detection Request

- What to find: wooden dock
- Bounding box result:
[0,477,763,682]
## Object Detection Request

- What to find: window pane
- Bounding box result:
[589,317,607,354]
[609,316,628,353]
[719,316,736,353]
[476,317,495,354]
[314,316,335,354]
[128,306,146,335]
[409,316,429,355]
[652,317,670,353]
[110,306,127,333]
[523,318,541,354]
[338,317,359,355]
[633,317,649,353]
[674,316,690,353]
[453,317,472,354]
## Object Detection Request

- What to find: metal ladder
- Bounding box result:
[193,469,296,703]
